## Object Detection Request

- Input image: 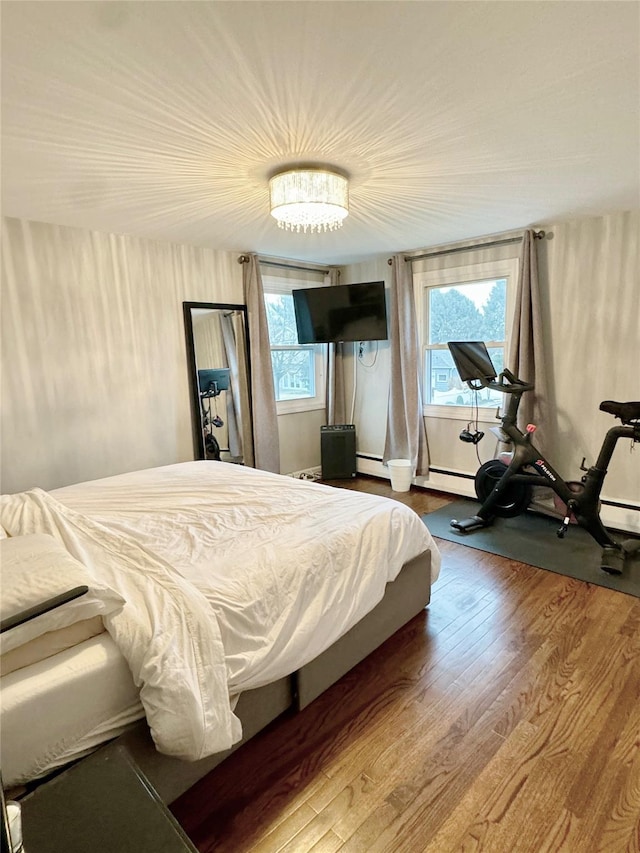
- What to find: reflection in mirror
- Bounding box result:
[183,302,254,467]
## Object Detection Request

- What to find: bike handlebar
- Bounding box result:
[467,368,534,395]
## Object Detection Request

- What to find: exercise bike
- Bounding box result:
[446,341,640,575]
[198,367,231,462]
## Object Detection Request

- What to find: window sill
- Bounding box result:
[423,404,501,422]
[277,400,326,416]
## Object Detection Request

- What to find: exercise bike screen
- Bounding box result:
[447,341,497,382]
[198,368,230,395]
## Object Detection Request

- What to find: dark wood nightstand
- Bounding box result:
[20,746,198,853]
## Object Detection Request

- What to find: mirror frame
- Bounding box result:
[183,301,253,463]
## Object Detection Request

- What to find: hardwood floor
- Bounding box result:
[172,477,640,852]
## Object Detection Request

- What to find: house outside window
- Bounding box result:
[415,258,519,419]
[263,271,326,414]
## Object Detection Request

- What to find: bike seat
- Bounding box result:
[599,400,640,424]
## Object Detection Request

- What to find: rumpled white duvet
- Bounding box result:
[0,461,440,763]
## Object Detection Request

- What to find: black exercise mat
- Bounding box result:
[423,499,640,598]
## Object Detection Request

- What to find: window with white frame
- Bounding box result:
[263,271,327,414]
[416,258,519,418]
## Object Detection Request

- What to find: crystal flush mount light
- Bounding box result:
[269,167,349,233]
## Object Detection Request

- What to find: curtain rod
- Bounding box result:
[238,255,330,275]
[387,230,546,265]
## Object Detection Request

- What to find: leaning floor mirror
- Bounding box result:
[183,302,254,467]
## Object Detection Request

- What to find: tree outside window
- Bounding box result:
[264,293,316,402]
[425,278,506,408]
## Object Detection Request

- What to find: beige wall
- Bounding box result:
[1,218,243,493]
[539,211,639,519]
[278,409,327,474]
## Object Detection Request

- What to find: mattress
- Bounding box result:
[0,633,143,787]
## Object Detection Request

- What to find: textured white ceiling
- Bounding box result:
[2,1,638,264]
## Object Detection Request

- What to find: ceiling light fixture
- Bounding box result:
[269,167,349,233]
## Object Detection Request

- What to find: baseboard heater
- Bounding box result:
[355,455,638,515]
[424,466,475,481]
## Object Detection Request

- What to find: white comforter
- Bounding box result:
[1,461,440,761]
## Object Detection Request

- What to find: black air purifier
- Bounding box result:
[321,424,357,479]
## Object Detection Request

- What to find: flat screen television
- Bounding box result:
[292,281,388,344]
[447,341,497,382]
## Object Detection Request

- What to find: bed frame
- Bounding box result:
[103,550,432,804]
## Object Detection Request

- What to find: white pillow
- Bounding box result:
[0,534,125,654]
[0,616,105,676]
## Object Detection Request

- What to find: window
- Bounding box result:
[416,258,518,418]
[263,273,326,414]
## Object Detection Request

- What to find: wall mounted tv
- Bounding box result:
[292,280,388,344]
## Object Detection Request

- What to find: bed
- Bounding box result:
[0,461,441,803]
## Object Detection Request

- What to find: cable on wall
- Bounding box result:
[350,341,380,425]
[350,344,357,425]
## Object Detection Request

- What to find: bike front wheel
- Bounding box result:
[475,460,532,518]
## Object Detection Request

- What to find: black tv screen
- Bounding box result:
[292,281,388,344]
[447,341,497,382]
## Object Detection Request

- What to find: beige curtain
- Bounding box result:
[383,254,429,475]
[219,313,244,462]
[509,230,549,448]
[242,254,280,473]
[325,268,347,424]
[228,312,254,468]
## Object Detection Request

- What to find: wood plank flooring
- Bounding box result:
[172,476,640,852]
